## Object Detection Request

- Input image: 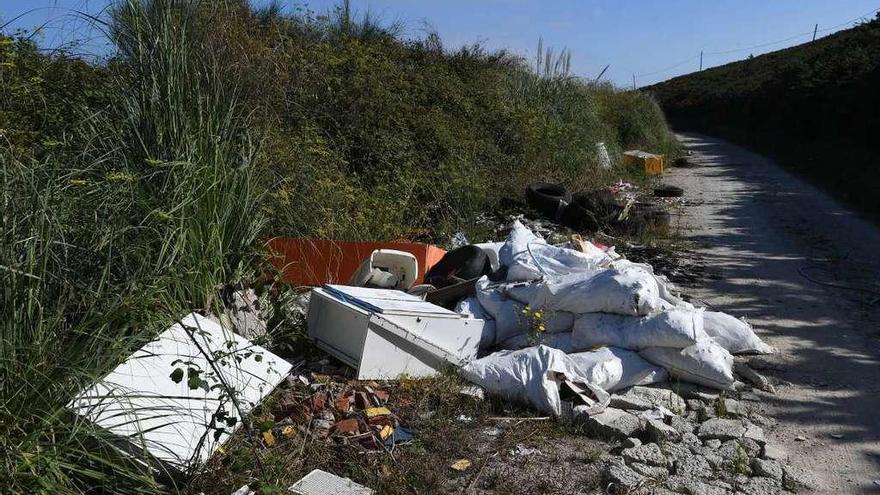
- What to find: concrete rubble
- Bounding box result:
[593,382,811,494]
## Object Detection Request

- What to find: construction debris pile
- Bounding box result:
[263,369,413,453]
[454,220,773,415]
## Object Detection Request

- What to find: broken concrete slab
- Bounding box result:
[739,476,783,495]
[760,443,787,461]
[674,454,713,478]
[752,458,783,480]
[611,385,687,414]
[290,469,374,495]
[660,441,692,463]
[698,418,747,441]
[622,442,667,467]
[646,418,682,443]
[630,461,668,479]
[743,423,766,445]
[578,407,641,440]
[604,458,645,491]
[665,475,729,495]
[69,313,291,472]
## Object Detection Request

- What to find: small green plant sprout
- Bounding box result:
[521,305,549,345]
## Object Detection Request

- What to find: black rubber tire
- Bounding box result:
[558,190,620,232]
[673,157,693,168]
[654,185,684,198]
[525,182,570,217]
[424,245,492,287]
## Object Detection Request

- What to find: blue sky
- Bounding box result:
[2,0,878,86]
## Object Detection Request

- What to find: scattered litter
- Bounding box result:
[69,313,291,473]
[450,459,472,471]
[596,142,612,169]
[830,433,844,439]
[457,414,474,423]
[262,430,276,446]
[510,444,542,456]
[267,370,411,453]
[795,435,807,442]
[230,485,255,495]
[383,426,414,446]
[289,469,374,495]
[365,406,391,418]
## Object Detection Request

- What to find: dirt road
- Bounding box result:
[664,133,880,493]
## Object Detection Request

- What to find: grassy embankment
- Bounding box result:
[648,14,880,220]
[0,1,679,493]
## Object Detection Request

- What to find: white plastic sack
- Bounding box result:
[640,341,735,390]
[493,300,574,343]
[460,345,610,416]
[613,259,692,311]
[529,264,663,316]
[476,277,573,344]
[455,296,488,319]
[568,347,669,392]
[703,311,774,355]
[500,221,609,282]
[498,331,575,353]
[572,308,707,351]
[474,242,504,272]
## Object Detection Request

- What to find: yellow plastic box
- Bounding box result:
[623,150,664,175]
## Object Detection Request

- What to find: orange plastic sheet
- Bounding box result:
[266,237,447,287]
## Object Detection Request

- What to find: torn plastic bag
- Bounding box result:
[572,308,707,351]
[454,296,496,350]
[703,311,774,355]
[499,221,610,282]
[460,345,610,416]
[568,347,669,392]
[498,331,575,353]
[640,340,735,390]
[529,264,663,316]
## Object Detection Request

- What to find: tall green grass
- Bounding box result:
[1,1,265,493]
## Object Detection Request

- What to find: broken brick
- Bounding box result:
[335,396,351,412]
[334,418,360,435]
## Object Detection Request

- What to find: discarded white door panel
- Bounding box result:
[69,313,291,473]
[290,469,374,495]
[307,285,484,380]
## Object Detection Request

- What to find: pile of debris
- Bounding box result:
[593,381,814,494]
[264,369,413,452]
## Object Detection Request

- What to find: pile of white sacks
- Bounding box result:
[456,221,774,417]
